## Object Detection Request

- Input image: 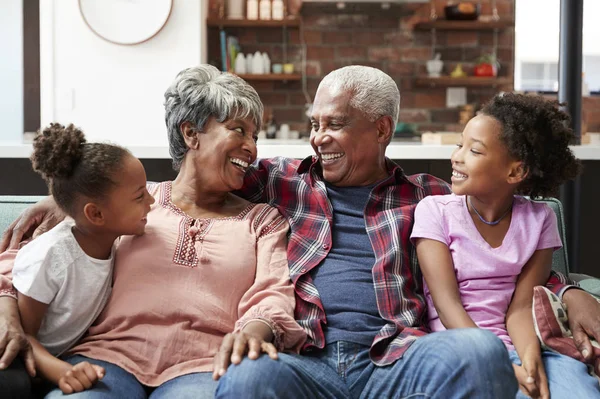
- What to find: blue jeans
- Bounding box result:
[509,350,600,398]
[216,328,518,398]
[43,355,217,399]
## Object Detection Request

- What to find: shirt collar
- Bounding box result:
[296,155,422,190]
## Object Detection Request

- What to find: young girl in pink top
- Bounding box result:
[411,94,599,398]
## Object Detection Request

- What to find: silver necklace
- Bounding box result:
[467,196,513,226]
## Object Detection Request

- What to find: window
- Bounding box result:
[515,0,600,93]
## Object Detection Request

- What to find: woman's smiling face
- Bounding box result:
[195,116,258,192]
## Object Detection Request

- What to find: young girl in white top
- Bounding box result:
[411,94,599,398]
[12,123,154,394]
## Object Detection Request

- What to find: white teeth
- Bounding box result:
[452,170,467,179]
[230,158,249,169]
[321,153,344,161]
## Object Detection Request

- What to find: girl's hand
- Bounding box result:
[212,331,278,381]
[513,348,549,399]
[57,361,105,394]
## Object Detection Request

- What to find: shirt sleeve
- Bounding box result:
[410,196,449,245]
[0,248,19,299]
[537,206,563,251]
[12,246,62,304]
[234,205,306,352]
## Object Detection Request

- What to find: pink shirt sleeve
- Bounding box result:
[537,206,563,251]
[234,206,306,352]
[0,249,18,298]
[410,196,449,245]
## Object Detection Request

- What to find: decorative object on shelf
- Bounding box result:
[237,73,302,81]
[414,19,513,30]
[247,0,259,20]
[450,64,467,78]
[272,0,285,20]
[78,0,172,45]
[227,0,245,19]
[246,53,254,73]
[262,53,271,75]
[426,53,444,78]
[279,123,290,140]
[474,53,499,77]
[272,63,283,74]
[394,123,418,139]
[266,111,277,139]
[253,51,264,74]
[283,63,295,74]
[288,0,302,18]
[416,76,513,88]
[444,2,480,21]
[234,53,247,74]
[259,0,271,20]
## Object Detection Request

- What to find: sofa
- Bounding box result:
[0,195,598,292]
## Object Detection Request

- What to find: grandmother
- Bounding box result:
[0,64,305,398]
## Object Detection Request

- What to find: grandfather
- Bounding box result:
[213,66,600,398]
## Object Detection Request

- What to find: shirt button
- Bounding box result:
[300,268,307,273]
[322,244,329,250]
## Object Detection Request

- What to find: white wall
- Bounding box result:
[41,0,207,146]
[0,0,24,142]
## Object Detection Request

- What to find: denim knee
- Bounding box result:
[215,356,287,398]
[457,328,509,362]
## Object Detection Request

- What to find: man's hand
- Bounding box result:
[212,330,278,381]
[0,196,64,251]
[563,288,600,368]
[0,298,35,376]
[57,362,105,394]
[513,346,549,399]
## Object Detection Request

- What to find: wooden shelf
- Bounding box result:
[415,76,513,88]
[414,19,514,30]
[207,18,300,28]
[237,73,302,81]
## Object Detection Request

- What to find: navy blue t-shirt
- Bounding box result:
[310,183,386,346]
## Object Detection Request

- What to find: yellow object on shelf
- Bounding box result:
[451,64,467,78]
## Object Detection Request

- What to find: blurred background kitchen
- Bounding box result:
[1,0,599,275]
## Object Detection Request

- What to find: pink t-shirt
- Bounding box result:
[410,194,562,349]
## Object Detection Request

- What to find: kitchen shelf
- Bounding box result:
[207,18,301,28]
[415,76,513,88]
[237,73,302,81]
[414,19,514,30]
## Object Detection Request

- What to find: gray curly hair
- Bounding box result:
[164,65,264,170]
[320,65,400,126]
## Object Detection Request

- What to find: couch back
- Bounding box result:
[0,195,570,276]
[0,196,47,240]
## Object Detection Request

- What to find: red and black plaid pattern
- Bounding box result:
[238,156,573,365]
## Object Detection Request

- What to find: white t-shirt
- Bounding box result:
[12,220,114,356]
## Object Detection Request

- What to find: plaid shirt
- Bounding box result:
[240,156,574,366]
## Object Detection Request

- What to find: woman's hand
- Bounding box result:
[0,297,35,376]
[57,361,105,394]
[513,346,549,399]
[563,288,600,367]
[0,196,64,251]
[212,322,278,381]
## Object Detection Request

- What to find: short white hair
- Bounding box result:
[164,65,263,170]
[320,65,400,125]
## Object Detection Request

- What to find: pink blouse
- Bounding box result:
[2,182,305,386]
